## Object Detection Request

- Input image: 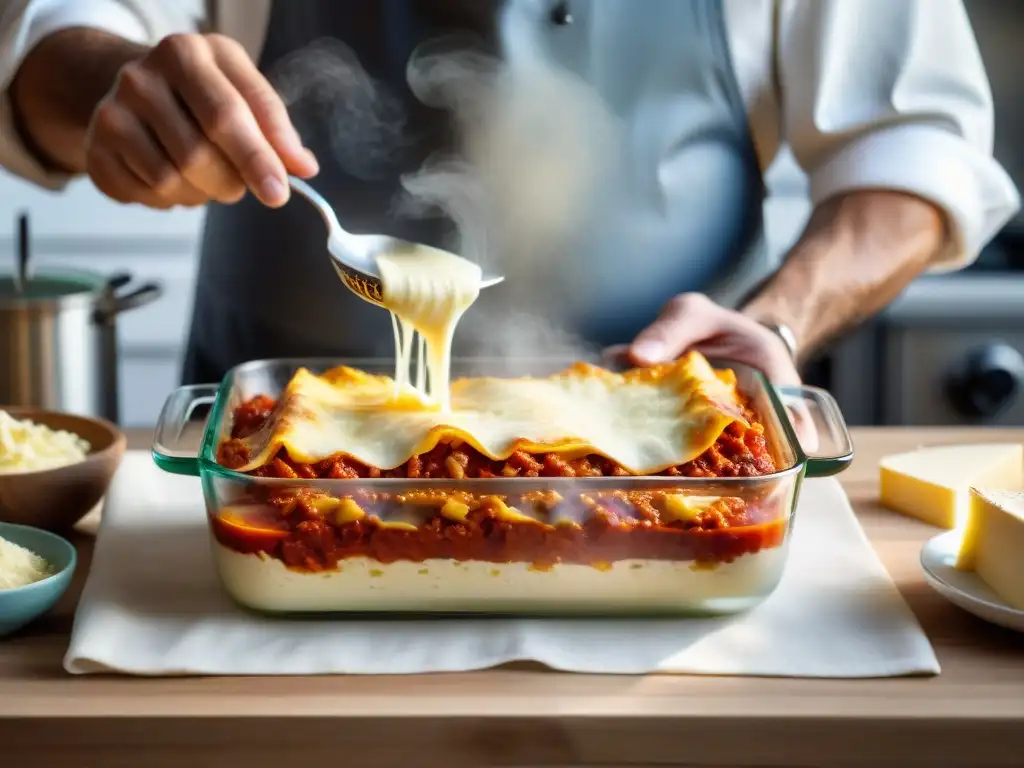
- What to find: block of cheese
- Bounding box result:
[956,488,1024,610]
[879,443,1024,529]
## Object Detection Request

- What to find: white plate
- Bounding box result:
[920,530,1024,633]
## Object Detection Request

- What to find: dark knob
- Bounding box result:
[946,343,1024,419]
[550,2,573,25]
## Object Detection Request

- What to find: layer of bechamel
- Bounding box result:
[213,543,789,614]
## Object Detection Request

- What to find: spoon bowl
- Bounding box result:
[288,176,503,307]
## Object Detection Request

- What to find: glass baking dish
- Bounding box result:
[152,357,853,617]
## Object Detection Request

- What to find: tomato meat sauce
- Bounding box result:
[214,395,785,571]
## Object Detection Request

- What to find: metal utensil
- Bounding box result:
[14,211,29,293]
[287,176,503,307]
[0,268,162,424]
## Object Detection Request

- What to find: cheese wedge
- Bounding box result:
[956,489,1024,610]
[879,444,1024,529]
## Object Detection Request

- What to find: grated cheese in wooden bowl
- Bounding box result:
[0,410,91,474]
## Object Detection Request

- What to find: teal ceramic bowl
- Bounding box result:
[0,522,77,638]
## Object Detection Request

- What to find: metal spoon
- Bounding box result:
[13,211,30,294]
[288,176,503,307]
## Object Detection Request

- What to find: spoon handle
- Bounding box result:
[288,175,384,306]
[288,176,342,233]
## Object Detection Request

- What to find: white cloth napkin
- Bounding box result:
[64,451,939,677]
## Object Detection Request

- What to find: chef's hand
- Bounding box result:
[614,293,801,384]
[85,33,318,210]
[608,293,820,450]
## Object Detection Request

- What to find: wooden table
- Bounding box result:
[1,428,1023,768]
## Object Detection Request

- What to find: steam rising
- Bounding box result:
[271,38,410,181]
[272,35,620,363]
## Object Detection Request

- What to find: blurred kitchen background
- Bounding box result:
[1,0,1022,429]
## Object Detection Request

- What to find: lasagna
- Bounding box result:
[212,351,791,609]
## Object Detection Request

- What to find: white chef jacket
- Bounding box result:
[0,0,1018,271]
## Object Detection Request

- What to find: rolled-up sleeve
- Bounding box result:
[0,0,201,189]
[778,0,1021,271]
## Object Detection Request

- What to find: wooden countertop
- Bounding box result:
[2,427,1024,768]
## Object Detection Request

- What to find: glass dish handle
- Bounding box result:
[776,385,854,478]
[151,384,220,476]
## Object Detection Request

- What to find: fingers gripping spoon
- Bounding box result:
[287,176,504,307]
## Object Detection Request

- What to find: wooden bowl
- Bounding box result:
[0,408,126,532]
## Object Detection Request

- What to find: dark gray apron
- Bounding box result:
[182,0,765,384]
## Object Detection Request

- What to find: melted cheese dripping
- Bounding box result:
[376,244,482,411]
[389,315,406,391]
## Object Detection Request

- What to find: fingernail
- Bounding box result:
[632,340,665,362]
[303,149,320,174]
[260,176,287,206]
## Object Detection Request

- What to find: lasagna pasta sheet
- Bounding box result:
[230,352,749,475]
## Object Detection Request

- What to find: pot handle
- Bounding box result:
[105,272,133,291]
[94,281,163,324]
[152,384,220,477]
[775,385,855,478]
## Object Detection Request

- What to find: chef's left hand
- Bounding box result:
[608,293,802,386]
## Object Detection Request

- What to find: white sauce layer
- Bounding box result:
[213,544,788,614]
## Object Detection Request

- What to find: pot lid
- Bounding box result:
[0,268,109,309]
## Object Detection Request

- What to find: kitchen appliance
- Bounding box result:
[878,271,1024,426]
[827,244,1024,427]
[151,356,853,616]
[824,1,1024,427]
[0,267,161,424]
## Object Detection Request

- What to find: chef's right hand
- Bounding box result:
[84,33,319,210]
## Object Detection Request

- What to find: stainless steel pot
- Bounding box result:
[0,267,162,424]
